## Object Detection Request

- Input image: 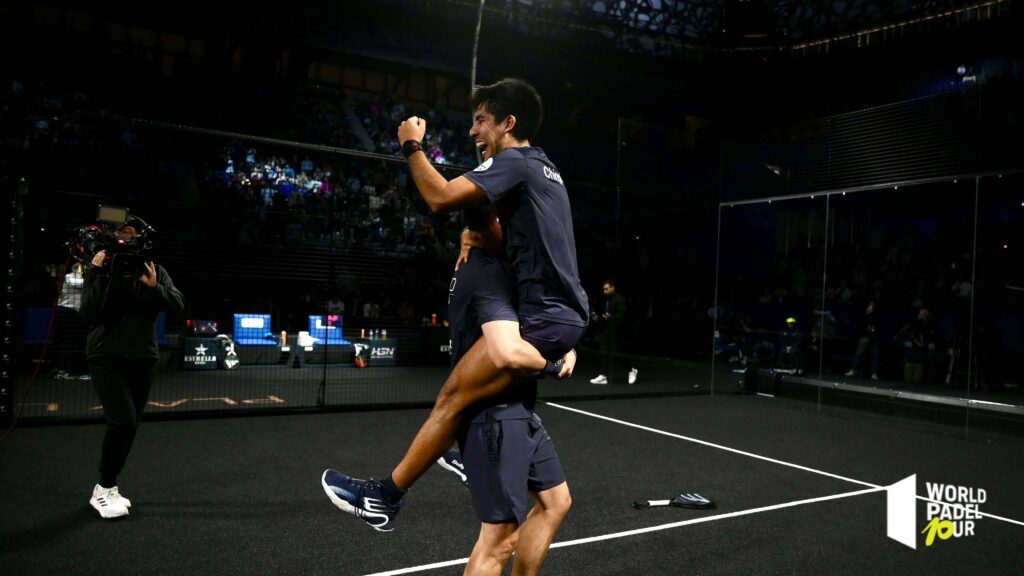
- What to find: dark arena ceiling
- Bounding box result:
[5,1,1018,130]
[20,0,1012,60]
[467,1,1003,46]
[296,0,1015,58]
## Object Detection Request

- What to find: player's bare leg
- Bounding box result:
[465,521,519,576]
[392,339,515,489]
[512,482,571,576]
[322,338,517,532]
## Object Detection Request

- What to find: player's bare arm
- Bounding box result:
[399,115,487,213]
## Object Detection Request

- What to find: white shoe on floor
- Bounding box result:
[90,484,130,519]
[110,485,131,508]
[590,375,608,385]
[628,368,638,385]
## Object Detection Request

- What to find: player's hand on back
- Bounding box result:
[557,349,576,379]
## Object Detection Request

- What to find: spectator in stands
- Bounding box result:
[397,299,417,326]
[899,307,938,385]
[362,298,381,319]
[776,316,803,372]
[845,300,881,381]
[327,294,345,318]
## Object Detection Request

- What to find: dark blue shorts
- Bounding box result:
[519,316,586,360]
[460,410,565,525]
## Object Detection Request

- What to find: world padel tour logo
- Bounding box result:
[887,474,987,549]
[921,481,986,546]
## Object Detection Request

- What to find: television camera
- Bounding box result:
[65,204,155,277]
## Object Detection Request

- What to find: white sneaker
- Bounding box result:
[844,370,856,377]
[90,484,130,519]
[590,375,608,385]
[110,486,131,508]
[628,368,638,385]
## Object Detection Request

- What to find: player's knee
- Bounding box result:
[499,531,520,556]
[488,348,517,372]
[488,340,536,373]
[556,492,572,517]
[545,485,572,517]
[480,524,519,561]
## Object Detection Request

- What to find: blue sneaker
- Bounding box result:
[321,469,403,532]
[436,449,469,488]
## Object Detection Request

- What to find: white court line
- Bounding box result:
[363,556,468,576]
[547,486,884,547]
[546,401,1024,527]
[913,496,1024,527]
[365,400,1024,575]
[545,401,880,488]
[364,485,884,569]
[364,487,884,576]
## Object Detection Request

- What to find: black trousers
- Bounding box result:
[54,306,88,374]
[89,357,157,487]
[599,325,629,384]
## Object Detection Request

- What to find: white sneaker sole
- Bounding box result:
[321,470,357,515]
[90,498,129,519]
[436,457,468,485]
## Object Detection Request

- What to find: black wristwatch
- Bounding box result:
[402,140,423,158]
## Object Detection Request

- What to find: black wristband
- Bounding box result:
[543,358,563,375]
[402,140,423,158]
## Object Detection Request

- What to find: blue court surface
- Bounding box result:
[2,393,1022,575]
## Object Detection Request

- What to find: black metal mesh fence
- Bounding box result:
[10,105,473,422]
[7,102,714,425]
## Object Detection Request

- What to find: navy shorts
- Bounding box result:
[519,316,586,360]
[460,410,565,525]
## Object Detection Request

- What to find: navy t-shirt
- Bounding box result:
[448,249,535,418]
[463,147,589,327]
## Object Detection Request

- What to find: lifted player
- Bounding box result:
[322,78,588,533]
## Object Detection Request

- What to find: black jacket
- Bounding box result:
[80,263,185,360]
[603,293,627,328]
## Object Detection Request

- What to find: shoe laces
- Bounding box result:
[94,485,113,503]
[352,478,382,519]
[353,481,369,519]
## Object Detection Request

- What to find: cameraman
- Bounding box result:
[80,221,184,519]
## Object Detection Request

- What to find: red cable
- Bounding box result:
[0,258,73,443]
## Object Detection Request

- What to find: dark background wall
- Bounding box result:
[2,0,1022,361]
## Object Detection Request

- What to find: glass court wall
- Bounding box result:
[712,87,1024,439]
[713,175,1024,439]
